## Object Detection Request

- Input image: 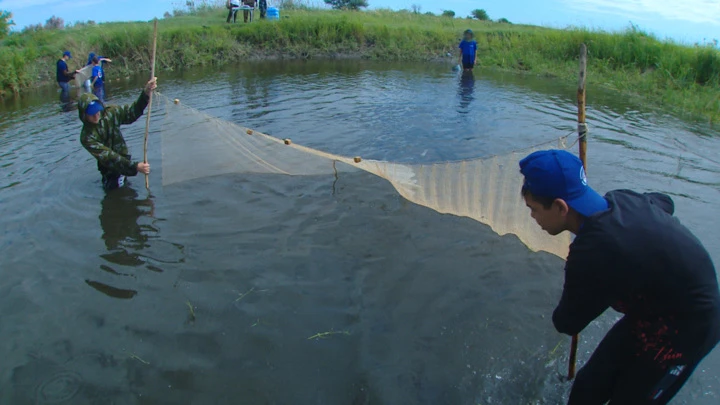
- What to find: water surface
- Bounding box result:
[1,60,719,404]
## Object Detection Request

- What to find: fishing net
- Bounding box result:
[75,65,93,87]
[156,93,575,258]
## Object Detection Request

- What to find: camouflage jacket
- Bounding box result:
[79,91,149,179]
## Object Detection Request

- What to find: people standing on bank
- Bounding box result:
[90,57,106,103]
[519,150,720,404]
[226,0,241,23]
[259,0,267,19]
[56,51,77,95]
[243,0,257,22]
[458,29,478,72]
[79,78,156,190]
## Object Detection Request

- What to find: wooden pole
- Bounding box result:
[568,43,588,382]
[143,19,158,189]
[578,43,588,170]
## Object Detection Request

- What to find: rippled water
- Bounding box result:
[1,60,719,404]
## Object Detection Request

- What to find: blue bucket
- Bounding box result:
[267,7,279,20]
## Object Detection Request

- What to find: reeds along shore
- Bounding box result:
[1,8,719,122]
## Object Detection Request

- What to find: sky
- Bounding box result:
[1,0,719,44]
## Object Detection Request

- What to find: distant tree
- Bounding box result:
[45,15,65,30]
[424,11,434,16]
[497,17,511,24]
[22,23,43,33]
[471,9,490,21]
[411,4,421,14]
[87,20,97,26]
[442,10,455,18]
[164,11,173,18]
[0,10,14,39]
[324,0,369,10]
[278,0,309,10]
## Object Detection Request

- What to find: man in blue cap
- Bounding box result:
[79,77,156,190]
[519,150,720,404]
[56,51,77,94]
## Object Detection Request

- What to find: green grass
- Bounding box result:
[1,8,719,123]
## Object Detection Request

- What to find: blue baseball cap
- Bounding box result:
[63,51,72,58]
[85,100,104,116]
[519,149,608,217]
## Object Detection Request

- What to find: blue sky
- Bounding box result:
[1,0,719,44]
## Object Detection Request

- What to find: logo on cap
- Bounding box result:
[580,166,587,186]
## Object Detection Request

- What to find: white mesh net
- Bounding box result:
[75,65,93,87]
[157,93,574,258]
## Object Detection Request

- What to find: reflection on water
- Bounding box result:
[0,60,719,404]
[99,187,155,264]
[84,187,156,299]
[458,71,475,112]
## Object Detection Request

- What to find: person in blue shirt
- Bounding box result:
[84,52,112,91]
[458,29,478,72]
[91,57,106,102]
[56,51,77,94]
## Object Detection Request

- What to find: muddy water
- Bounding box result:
[1,60,718,404]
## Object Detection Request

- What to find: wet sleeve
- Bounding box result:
[116,91,150,125]
[552,234,612,335]
[62,62,75,79]
[80,128,139,176]
[646,192,675,215]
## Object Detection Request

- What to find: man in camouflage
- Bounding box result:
[79,78,156,190]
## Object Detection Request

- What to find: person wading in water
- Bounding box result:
[519,149,720,404]
[79,78,156,190]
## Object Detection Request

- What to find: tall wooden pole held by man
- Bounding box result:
[143,19,158,189]
[569,43,588,381]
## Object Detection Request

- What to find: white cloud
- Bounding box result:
[563,0,720,25]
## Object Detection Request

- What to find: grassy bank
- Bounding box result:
[1,8,719,122]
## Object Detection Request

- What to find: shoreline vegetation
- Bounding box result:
[1,5,719,123]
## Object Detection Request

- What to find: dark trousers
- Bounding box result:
[58,81,70,105]
[568,316,720,404]
[226,8,238,23]
[243,9,252,22]
[102,174,128,190]
[93,84,105,103]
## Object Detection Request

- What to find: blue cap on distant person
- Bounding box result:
[85,100,104,116]
[63,51,72,58]
[519,149,608,217]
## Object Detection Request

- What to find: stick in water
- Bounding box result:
[569,43,588,381]
[143,19,158,189]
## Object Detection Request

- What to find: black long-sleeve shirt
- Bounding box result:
[553,190,720,336]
